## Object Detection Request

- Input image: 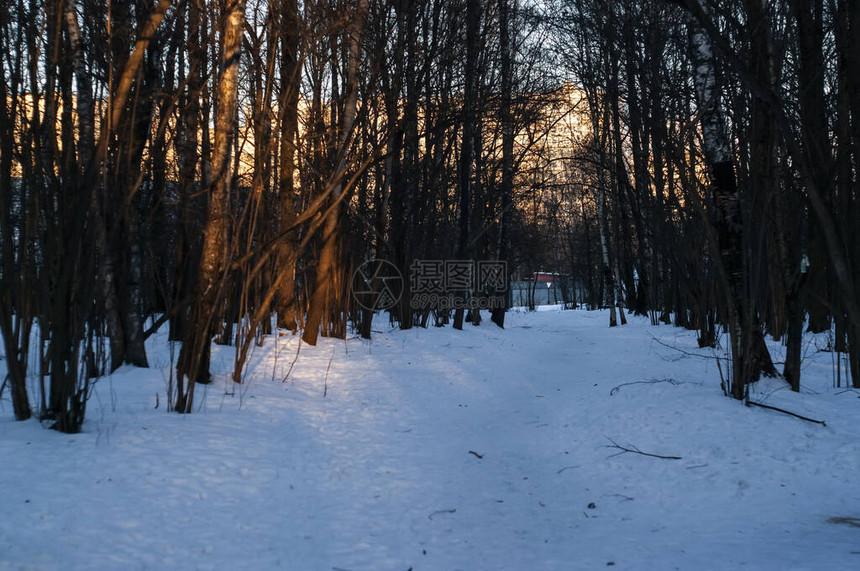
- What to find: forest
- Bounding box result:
[1,0,859,434]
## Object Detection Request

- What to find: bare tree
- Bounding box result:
[176,0,247,412]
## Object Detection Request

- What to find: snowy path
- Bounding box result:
[2,309,860,569]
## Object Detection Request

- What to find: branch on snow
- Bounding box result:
[610,378,682,396]
[605,438,682,460]
[745,400,827,427]
[649,335,728,362]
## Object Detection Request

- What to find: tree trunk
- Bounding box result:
[276,0,300,332]
[453,0,480,331]
[171,0,204,342]
[302,0,368,346]
[492,0,513,329]
[686,12,763,398]
[598,169,617,327]
[0,0,32,421]
[176,0,246,412]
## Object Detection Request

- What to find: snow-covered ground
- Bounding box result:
[2,308,859,570]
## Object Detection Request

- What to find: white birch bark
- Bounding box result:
[688,15,731,165]
[176,0,246,410]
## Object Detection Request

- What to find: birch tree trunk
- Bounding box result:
[598,162,618,328]
[176,0,246,412]
[302,0,369,346]
[686,13,758,398]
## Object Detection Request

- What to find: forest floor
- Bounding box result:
[2,307,860,570]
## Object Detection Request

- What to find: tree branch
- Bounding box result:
[605,438,682,460]
[746,399,826,426]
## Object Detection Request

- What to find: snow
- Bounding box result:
[2,308,860,570]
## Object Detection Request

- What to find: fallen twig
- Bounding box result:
[281,336,302,382]
[745,399,827,426]
[428,508,456,520]
[610,378,680,396]
[717,354,728,396]
[323,347,334,397]
[650,335,727,361]
[468,450,484,459]
[605,438,682,460]
[835,389,860,397]
[605,493,634,502]
[828,517,860,528]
